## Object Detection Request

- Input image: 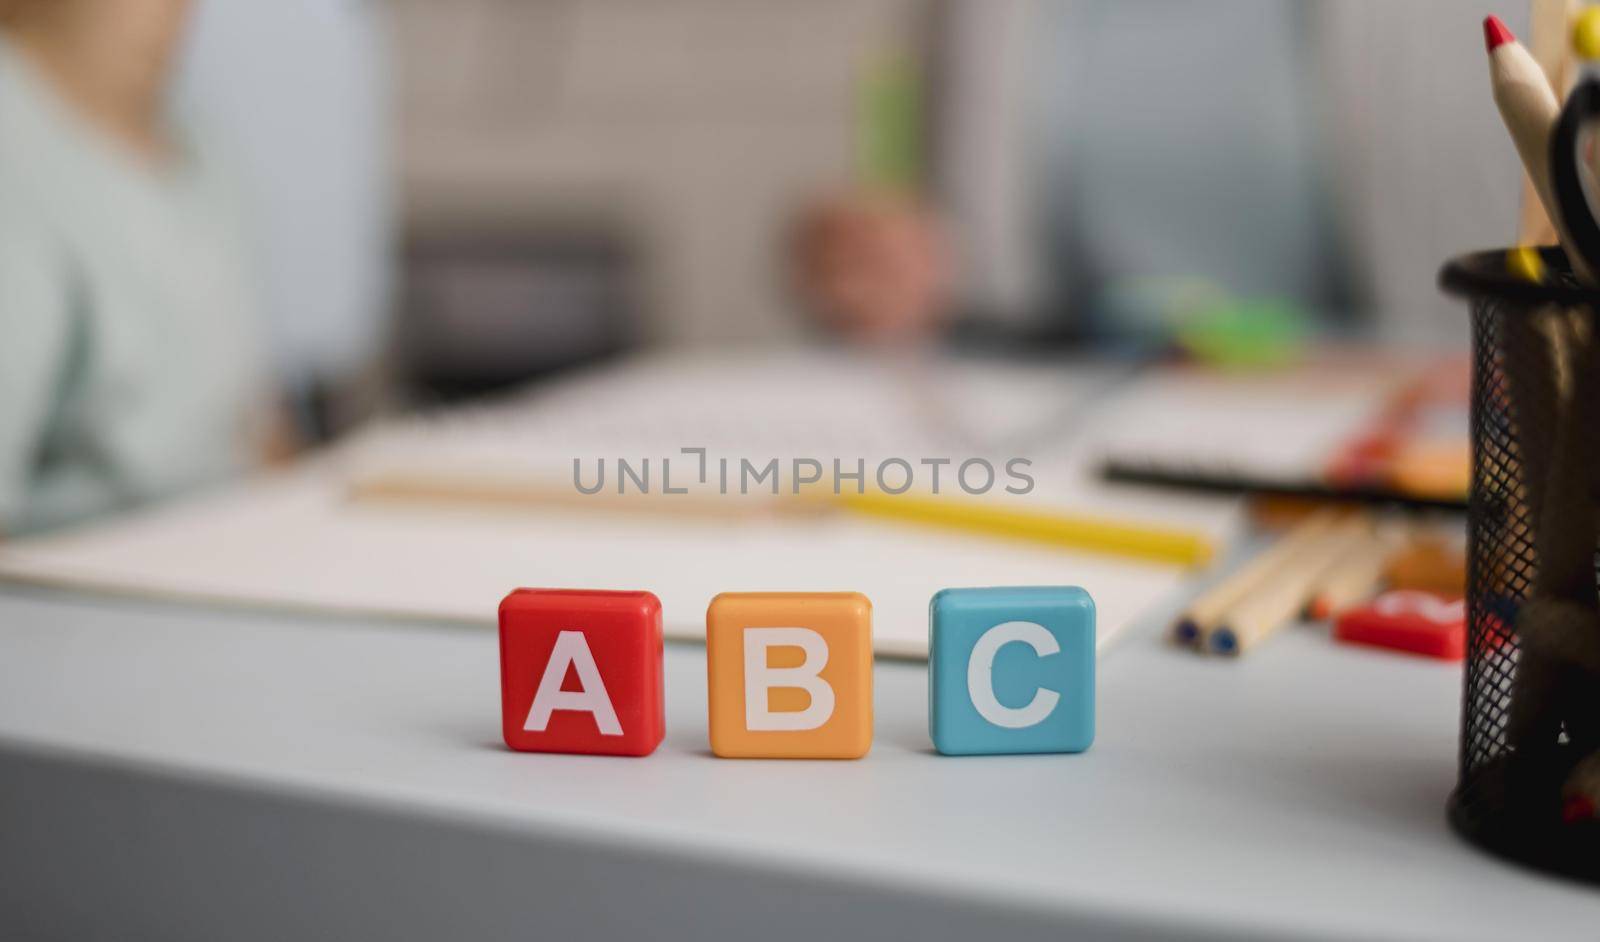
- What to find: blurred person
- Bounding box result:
[0,0,268,535]
[791,190,952,344]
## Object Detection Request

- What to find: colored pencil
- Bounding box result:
[1207,519,1370,656]
[1486,14,1595,280]
[1168,510,1341,647]
[835,491,1216,568]
[1305,527,1403,621]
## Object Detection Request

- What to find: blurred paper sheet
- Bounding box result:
[0,351,1243,656]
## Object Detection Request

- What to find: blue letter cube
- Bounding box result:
[929,586,1095,755]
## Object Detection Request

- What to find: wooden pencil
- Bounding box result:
[1206,520,1370,656]
[1304,527,1404,621]
[1168,509,1341,648]
[1488,15,1562,220]
[346,471,821,520]
[1486,14,1596,281]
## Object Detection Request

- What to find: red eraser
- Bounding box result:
[1334,590,1466,661]
[499,589,665,756]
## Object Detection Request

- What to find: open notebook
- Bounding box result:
[0,350,1242,656]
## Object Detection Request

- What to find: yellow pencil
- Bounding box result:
[350,471,1215,567]
[832,491,1215,568]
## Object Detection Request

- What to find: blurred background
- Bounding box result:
[0,0,1526,533]
[181,0,1517,424]
[1,7,1585,929]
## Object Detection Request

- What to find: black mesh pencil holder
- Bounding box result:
[1440,246,1600,883]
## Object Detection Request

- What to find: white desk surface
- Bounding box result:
[2,585,1598,940]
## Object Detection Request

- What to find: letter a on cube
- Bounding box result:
[929,587,1094,756]
[706,592,873,759]
[499,589,665,756]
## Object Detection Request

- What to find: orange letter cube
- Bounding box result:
[499,588,665,757]
[706,591,873,759]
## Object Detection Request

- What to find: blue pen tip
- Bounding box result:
[1173,619,1199,645]
[1210,628,1238,655]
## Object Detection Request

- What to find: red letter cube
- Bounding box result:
[499,589,665,756]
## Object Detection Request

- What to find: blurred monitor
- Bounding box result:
[398,227,638,401]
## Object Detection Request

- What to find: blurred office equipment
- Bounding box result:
[398,224,638,400]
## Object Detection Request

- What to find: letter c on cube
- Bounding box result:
[929,587,1095,756]
[967,621,1062,729]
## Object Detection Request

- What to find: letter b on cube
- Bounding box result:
[499,589,665,757]
[929,587,1094,755]
[707,592,873,759]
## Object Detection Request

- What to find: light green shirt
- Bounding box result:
[0,41,264,535]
